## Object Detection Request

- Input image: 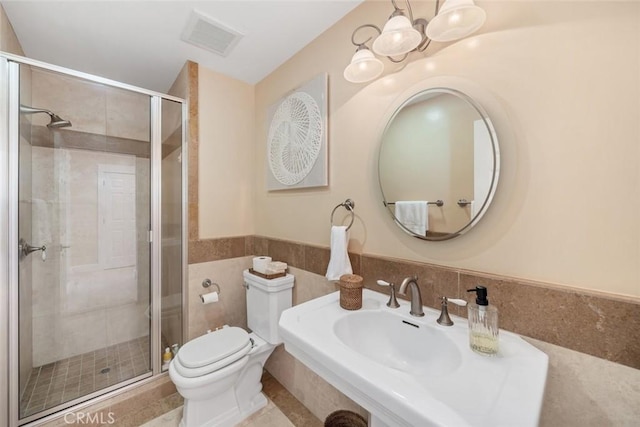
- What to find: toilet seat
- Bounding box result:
[169,271,294,427]
[174,327,252,378]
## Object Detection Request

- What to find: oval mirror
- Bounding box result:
[378,88,500,240]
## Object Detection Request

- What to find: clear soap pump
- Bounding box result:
[467,286,499,356]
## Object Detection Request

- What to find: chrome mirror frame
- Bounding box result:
[377,87,500,241]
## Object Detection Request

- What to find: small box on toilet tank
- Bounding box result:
[243,269,294,344]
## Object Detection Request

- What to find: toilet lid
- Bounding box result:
[178,327,251,369]
[172,341,252,378]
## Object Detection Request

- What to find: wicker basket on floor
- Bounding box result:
[338,274,363,310]
[325,410,367,427]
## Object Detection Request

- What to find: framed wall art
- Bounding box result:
[266,73,328,190]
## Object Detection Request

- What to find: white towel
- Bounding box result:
[470,200,480,219]
[325,226,352,281]
[395,201,428,236]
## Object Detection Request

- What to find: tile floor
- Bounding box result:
[23,357,323,427]
[20,335,150,418]
[261,371,323,427]
[140,400,294,427]
[141,371,323,427]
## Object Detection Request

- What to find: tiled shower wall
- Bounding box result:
[30,147,150,366]
[27,67,154,367]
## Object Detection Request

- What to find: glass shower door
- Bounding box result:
[160,98,184,363]
[17,63,153,420]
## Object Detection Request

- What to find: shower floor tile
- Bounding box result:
[20,335,150,418]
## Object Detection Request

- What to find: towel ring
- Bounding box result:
[330,199,355,231]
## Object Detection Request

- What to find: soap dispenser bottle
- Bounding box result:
[467,286,499,356]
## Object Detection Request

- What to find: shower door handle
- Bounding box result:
[19,238,47,261]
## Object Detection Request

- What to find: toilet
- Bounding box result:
[169,269,294,427]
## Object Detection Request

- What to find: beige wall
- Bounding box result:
[0,3,23,55]
[198,66,255,239]
[253,0,640,298]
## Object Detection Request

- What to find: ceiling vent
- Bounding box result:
[181,9,243,57]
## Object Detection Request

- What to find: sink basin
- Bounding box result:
[334,310,461,376]
[279,289,548,427]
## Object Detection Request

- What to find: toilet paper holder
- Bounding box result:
[202,278,221,294]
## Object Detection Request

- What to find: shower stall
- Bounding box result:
[0,52,187,426]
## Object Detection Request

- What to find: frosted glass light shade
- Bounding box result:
[343,48,384,83]
[426,0,486,42]
[372,14,422,57]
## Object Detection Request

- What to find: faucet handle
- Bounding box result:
[377,280,400,308]
[447,298,467,307]
[436,296,467,326]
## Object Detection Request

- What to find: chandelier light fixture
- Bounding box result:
[343,0,486,83]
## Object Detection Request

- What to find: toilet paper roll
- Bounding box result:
[200,292,219,304]
[252,256,272,274]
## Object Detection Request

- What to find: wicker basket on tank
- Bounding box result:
[338,274,363,310]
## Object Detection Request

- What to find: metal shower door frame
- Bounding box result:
[0,51,188,427]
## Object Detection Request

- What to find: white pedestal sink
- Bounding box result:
[279,289,548,427]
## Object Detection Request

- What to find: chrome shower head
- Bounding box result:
[48,114,72,128]
[20,105,72,128]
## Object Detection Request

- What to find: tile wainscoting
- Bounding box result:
[190,235,640,370]
[35,233,639,426]
[187,238,640,426]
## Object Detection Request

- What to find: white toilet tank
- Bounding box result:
[243,269,294,345]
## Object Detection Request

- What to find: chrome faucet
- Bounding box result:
[398,276,424,317]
